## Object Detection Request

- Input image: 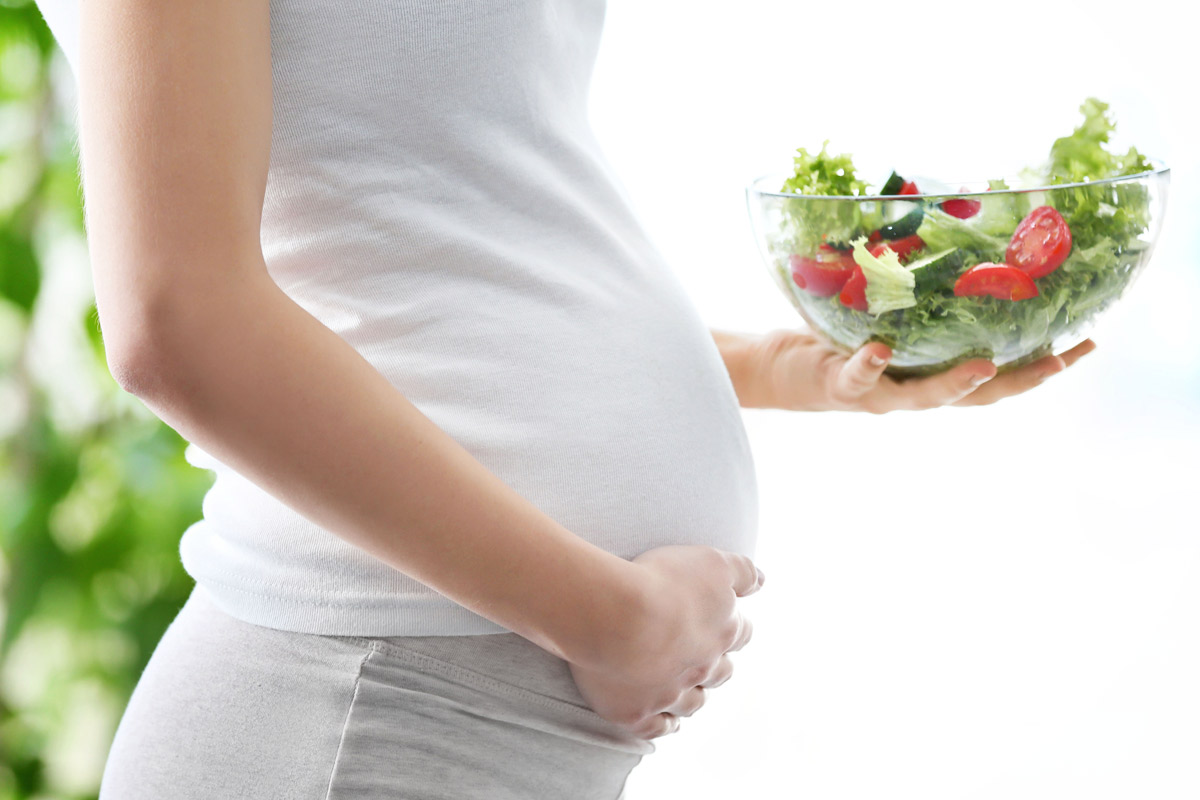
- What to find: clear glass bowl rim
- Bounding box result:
[747,157,1170,201]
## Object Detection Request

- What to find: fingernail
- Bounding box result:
[756,567,766,586]
[869,355,887,367]
[970,374,991,386]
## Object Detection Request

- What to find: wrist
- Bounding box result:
[539,544,647,668]
[711,328,778,409]
[741,327,818,411]
[747,329,793,410]
[761,328,853,412]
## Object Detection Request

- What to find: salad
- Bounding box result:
[762,98,1164,376]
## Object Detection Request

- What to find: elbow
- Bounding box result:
[107,339,172,399]
[96,249,267,399]
[101,299,187,400]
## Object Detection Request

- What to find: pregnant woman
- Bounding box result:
[33,0,1093,797]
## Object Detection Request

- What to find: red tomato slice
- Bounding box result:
[941,197,981,219]
[1006,205,1072,279]
[790,250,856,297]
[839,264,868,310]
[869,234,925,262]
[899,180,920,196]
[940,186,981,219]
[953,262,1039,301]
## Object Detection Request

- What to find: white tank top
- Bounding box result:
[38,0,759,635]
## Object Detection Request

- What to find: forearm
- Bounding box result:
[709,328,776,409]
[117,258,638,665]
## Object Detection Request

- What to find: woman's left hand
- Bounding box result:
[755,328,1097,414]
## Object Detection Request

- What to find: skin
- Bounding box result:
[710,328,1097,413]
[79,0,758,744]
[77,0,1095,749]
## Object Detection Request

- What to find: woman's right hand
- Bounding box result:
[566,544,764,739]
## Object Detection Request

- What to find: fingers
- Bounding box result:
[663,654,735,719]
[637,712,680,740]
[648,653,739,736]
[1058,338,1098,367]
[665,685,708,718]
[882,358,997,411]
[726,614,753,653]
[701,654,734,689]
[831,342,892,403]
[723,551,765,597]
[952,339,1096,407]
[850,338,1097,412]
[952,356,1061,406]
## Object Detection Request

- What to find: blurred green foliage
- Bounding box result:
[1,3,210,797]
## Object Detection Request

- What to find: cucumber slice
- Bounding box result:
[879,171,906,196]
[907,248,965,294]
[878,207,924,240]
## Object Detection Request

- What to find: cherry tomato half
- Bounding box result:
[839,264,868,310]
[789,249,856,297]
[940,186,981,219]
[941,198,981,219]
[953,262,1039,301]
[899,180,920,196]
[1006,205,1072,280]
[869,234,925,262]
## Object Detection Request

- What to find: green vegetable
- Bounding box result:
[849,236,916,315]
[1039,99,1155,259]
[904,247,964,294]
[1046,98,1154,185]
[916,207,1008,262]
[879,171,906,196]
[972,181,1033,237]
[781,140,871,196]
[879,207,924,239]
[770,97,1159,375]
[778,140,879,254]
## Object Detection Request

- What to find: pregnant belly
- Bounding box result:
[386,308,760,562]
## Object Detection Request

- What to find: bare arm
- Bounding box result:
[81,1,766,742]
[78,0,637,664]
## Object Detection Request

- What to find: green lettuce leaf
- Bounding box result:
[768,98,1159,375]
[781,140,870,196]
[1047,98,1154,184]
[916,207,1008,262]
[777,141,876,255]
[849,236,916,315]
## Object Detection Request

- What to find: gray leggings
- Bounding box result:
[99,584,651,799]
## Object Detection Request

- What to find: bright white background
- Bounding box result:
[588,1,1200,798]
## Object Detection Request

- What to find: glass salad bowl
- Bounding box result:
[745,162,1171,377]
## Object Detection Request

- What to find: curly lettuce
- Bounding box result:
[778,140,878,254]
[1046,98,1154,184]
[781,140,870,196]
[1040,98,1156,257]
[770,98,1160,375]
